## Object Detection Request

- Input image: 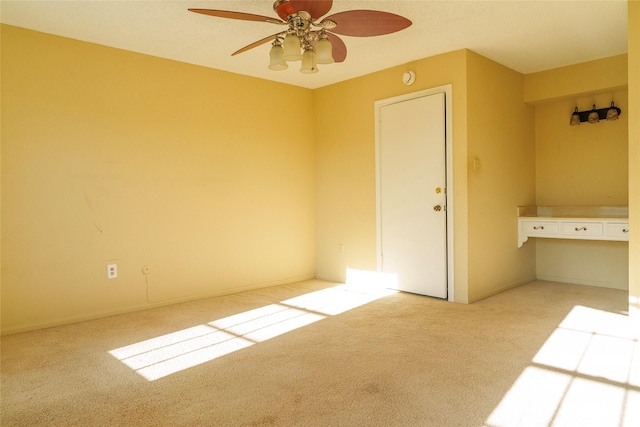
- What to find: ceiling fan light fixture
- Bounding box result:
[283,32,302,61]
[315,34,334,64]
[268,40,288,70]
[189,2,412,76]
[300,48,318,74]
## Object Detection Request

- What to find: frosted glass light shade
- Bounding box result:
[570,107,580,126]
[268,45,288,70]
[315,38,334,64]
[283,34,302,61]
[607,102,619,120]
[300,49,318,74]
[587,105,599,124]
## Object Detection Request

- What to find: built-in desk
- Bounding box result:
[517,206,629,248]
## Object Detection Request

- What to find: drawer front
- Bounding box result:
[606,222,630,238]
[561,222,603,237]
[520,220,559,235]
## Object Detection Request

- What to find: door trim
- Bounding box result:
[374,84,454,302]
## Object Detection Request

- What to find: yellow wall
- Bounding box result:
[535,91,628,206]
[524,54,627,104]
[1,25,316,334]
[629,0,640,318]
[314,49,537,303]
[4,14,635,332]
[314,50,470,302]
[525,57,629,290]
[536,239,628,289]
[466,51,536,302]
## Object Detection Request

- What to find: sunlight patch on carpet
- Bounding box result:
[485,305,640,427]
[109,280,397,381]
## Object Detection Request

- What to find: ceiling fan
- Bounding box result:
[188,0,412,73]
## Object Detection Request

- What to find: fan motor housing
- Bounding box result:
[274,0,296,21]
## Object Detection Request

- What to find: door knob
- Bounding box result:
[434,205,442,212]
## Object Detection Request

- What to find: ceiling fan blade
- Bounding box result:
[326,32,347,63]
[324,10,412,37]
[289,1,333,20]
[232,33,284,56]
[189,9,283,24]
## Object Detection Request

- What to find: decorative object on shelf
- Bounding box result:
[569,102,622,125]
[189,0,412,74]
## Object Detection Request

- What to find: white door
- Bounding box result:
[378,92,447,298]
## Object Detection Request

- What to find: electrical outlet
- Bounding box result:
[107,264,118,279]
[339,244,344,254]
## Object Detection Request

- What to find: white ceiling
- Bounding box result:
[0,1,629,89]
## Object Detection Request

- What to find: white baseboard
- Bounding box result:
[536,275,629,291]
[1,274,316,336]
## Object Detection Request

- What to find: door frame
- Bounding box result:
[374,84,454,302]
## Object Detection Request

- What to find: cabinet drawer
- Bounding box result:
[606,222,630,238]
[561,222,603,237]
[520,220,559,235]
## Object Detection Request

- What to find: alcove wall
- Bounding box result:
[525,55,629,289]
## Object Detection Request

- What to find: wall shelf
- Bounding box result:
[517,206,629,247]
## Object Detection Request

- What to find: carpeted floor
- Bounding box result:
[1,279,638,426]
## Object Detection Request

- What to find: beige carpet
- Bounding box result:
[1,279,638,426]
